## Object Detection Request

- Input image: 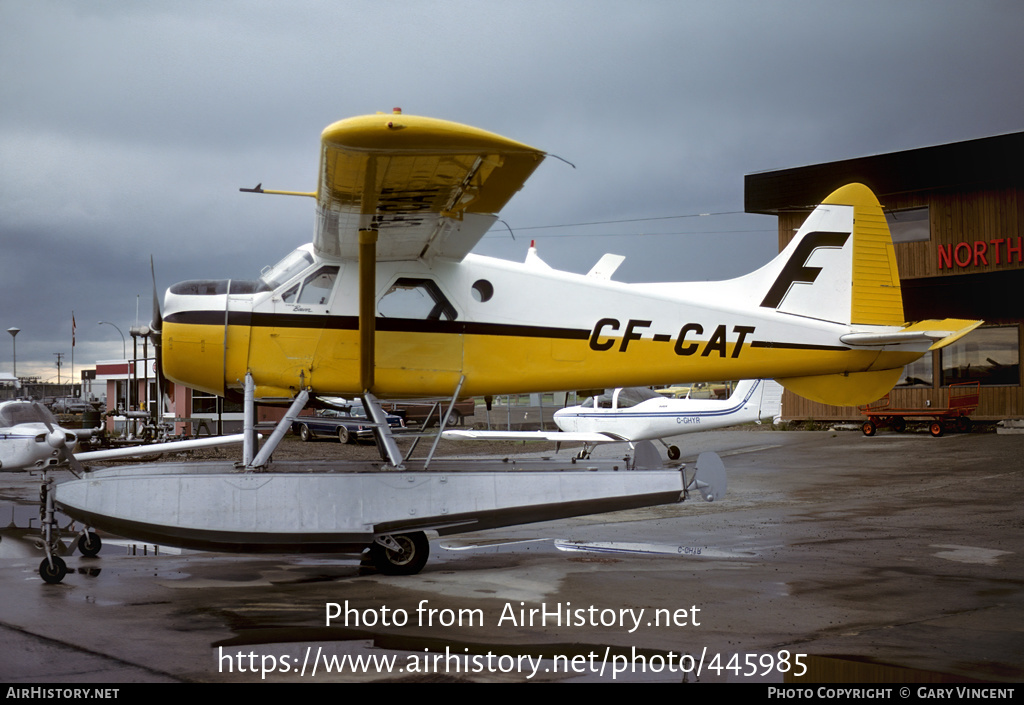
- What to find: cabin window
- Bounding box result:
[378,278,457,321]
[471,279,494,303]
[940,325,1020,386]
[886,207,930,243]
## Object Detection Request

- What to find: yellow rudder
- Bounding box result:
[822,183,905,327]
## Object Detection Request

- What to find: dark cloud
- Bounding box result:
[2,1,1022,377]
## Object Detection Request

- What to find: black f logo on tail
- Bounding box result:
[760,231,850,309]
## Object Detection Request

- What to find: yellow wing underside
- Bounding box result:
[314,113,546,262]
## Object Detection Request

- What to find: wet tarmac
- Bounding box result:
[1,428,1021,683]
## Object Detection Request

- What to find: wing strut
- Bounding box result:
[359,229,377,392]
[363,393,405,470]
[358,154,380,394]
[249,385,309,469]
[423,375,466,470]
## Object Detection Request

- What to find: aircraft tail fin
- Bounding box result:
[755,184,983,407]
[757,183,903,327]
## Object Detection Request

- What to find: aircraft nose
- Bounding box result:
[46,429,68,449]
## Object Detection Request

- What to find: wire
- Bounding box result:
[513,210,750,231]
[483,229,770,243]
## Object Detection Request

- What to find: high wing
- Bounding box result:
[314,110,546,263]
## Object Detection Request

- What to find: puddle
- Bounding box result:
[931,544,1012,565]
[554,540,756,559]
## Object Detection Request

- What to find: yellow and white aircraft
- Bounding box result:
[160,110,976,413]
[45,111,979,583]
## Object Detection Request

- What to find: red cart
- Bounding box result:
[860,381,980,437]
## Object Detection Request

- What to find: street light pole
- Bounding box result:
[99,321,128,413]
[98,321,126,358]
[6,327,19,379]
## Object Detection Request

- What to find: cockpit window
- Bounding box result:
[615,387,662,409]
[279,266,339,306]
[259,249,314,291]
[0,402,58,427]
[297,267,338,305]
[579,393,613,409]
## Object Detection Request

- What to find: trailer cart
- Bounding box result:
[860,381,980,437]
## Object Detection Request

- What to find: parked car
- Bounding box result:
[51,397,91,414]
[291,406,405,444]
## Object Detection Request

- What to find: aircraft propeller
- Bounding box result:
[149,257,167,419]
[35,402,85,476]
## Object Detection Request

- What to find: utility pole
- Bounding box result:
[53,352,64,386]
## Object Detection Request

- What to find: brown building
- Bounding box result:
[745,132,1022,421]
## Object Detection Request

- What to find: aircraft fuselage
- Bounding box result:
[162,243,921,401]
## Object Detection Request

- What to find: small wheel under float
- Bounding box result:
[370,532,430,575]
[39,555,67,584]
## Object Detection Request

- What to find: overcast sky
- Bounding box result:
[2,0,1022,382]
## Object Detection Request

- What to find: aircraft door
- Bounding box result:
[259,265,341,395]
[375,277,464,395]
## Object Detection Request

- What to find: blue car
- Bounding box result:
[292,406,405,444]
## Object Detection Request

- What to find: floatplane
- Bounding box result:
[40,110,979,583]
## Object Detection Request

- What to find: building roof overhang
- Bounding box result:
[745,131,1024,215]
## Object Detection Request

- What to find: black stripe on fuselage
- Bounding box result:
[165,310,591,340]
[749,340,850,352]
[165,310,850,350]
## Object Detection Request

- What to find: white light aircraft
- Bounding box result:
[45,110,980,583]
[0,398,248,474]
[444,379,783,460]
[0,401,85,472]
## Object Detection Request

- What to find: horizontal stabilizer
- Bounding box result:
[442,430,625,443]
[840,319,983,349]
[916,318,985,350]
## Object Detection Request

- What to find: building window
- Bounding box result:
[191,391,241,414]
[940,326,1020,386]
[886,207,930,243]
[897,353,933,388]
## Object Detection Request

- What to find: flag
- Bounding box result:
[72,313,76,347]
